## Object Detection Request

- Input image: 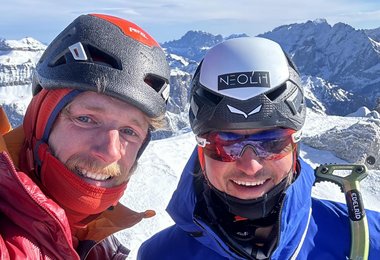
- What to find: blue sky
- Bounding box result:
[1,0,379,44]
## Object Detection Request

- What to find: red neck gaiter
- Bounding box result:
[37,142,127,229]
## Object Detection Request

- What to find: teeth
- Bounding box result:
[232,179,266,186]
[78,168,111,181]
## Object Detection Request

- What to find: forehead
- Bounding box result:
[71,91,123,105]
[69,91,135,110]
[68,91,150,125]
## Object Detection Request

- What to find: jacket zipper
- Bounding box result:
[15,234,53,260]
[289,207,312,259]
[273,194,312,259]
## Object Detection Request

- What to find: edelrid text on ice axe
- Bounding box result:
[314,164,369,260]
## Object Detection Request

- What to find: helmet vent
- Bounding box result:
[189,109,195,122]
[87,45,122,70]
[265,83,287,101]
[51,55,67,67]
[144,74,166,93]
[49,45,122,70]
[195,87,222,106]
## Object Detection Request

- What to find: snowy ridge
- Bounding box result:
[302,76,352,114]
[0,85,31,126]
[0,37,46,51]
[0,37,45,87]
[303,111,380,169]
[346,106,380,118]
[162,30,224,62]
[369,37,380,54]
[365,27,380,42]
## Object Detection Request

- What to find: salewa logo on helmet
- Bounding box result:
[218,71,270,90]
[227,104,262,118]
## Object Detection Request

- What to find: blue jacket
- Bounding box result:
[138,148,380,259]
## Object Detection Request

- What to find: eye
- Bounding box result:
[69,114,98,127]
[263,139,289,153]
[264,141,293,161]
[76,115,94,124]
[120,127,145,143]
[120,127,138,137]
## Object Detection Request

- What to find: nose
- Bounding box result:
[235,145,263,175]
[92,129,123,163]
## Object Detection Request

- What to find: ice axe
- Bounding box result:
[314,164,369,260]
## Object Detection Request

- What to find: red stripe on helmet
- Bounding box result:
[90,13,159,48]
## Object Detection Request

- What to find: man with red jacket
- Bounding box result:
[0,13,170,259]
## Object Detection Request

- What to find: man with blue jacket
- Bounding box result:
[138,37,380,259]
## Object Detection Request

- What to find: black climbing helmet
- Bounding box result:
[33,13,170,118]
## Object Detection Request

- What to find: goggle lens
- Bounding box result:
[197,129,298,162]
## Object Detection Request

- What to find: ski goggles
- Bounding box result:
[196,129,301,162]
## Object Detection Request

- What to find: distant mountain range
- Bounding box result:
[261,19,380,115]
[1,19,380,136]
